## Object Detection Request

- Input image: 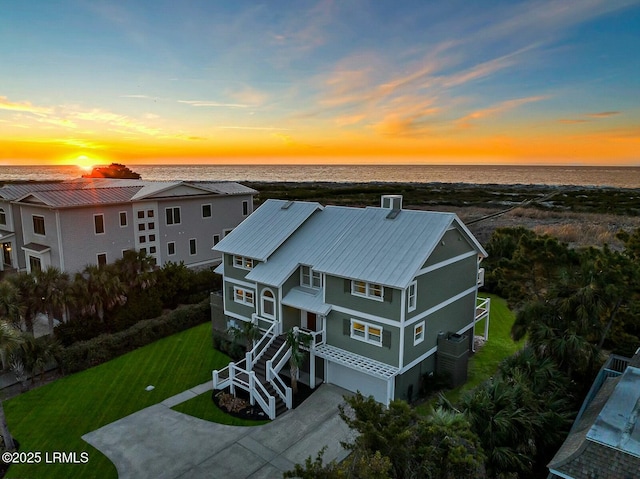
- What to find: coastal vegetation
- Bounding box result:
[291,225,640,478]
[3,322,230,479]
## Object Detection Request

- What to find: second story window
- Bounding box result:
[242,200,249,216]
[301,266,322,289]
[233,255,254,270]
[351,280,383,301]
[202,204,212,218]
[119,211,127,227]
[33,215,45,235]
[0,208,6,226]
[165,206,181,225]
[407,281,417,312]
[94,214,105,234]
[234,286,254,306]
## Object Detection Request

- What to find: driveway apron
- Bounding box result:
[83,384,354,479]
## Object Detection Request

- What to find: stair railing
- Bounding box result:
[245,319,276,370]
[266,341,293,409]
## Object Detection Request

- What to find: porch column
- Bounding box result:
[310,349,316,389]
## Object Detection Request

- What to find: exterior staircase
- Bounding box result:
[252,334,288,417]
[212,329,292,419]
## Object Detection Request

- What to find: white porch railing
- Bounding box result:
[245,319,277,370]
[477,267,485,287]
[266,340,293,409]
[475,296,491,340]
[300,327,325,348]
[212,319,280,419]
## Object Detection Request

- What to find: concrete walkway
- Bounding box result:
[83,383,354,479]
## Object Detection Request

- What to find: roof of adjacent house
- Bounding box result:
[548,365,640,479]
[0,179,256,208]
[216,198,487,289]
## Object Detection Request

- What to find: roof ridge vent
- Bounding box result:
[281,200,294,210]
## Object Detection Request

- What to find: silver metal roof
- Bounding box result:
[587,366,640,457]
[5,179,254,207]
[214,199,322,261]
[19,187,144,208]
[281,287,332,316]
[229,200,487,289]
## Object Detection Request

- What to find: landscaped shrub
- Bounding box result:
[110,288,163,331]
[55,315,108,347]
[59,300,211,374]
[212,330,245,361]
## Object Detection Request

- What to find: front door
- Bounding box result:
[306,312,317,331]
[2,243,12,267]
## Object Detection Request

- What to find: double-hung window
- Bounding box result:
[94,214,105,234]
[33,215,45,235]
[234,287,254,306]
[350,319,383,346]
[413,321,425,345]
[233,255,254,270]
[301,266,321,288]
[351,280,383,301]
[165,207,181,225]
[407,281,417,312]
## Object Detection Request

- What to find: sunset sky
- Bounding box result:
[1,0,639,167]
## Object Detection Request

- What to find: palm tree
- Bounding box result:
[0,281,23,369]
[0,320,23,450]
[226,319,261,352]
[34,267,71,335]
[114,250,157,291]
[7,273,37,334]
[14,333,62,386]
[285,327,311,394]
[75,265,126,321]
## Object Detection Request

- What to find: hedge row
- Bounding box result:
[59,300,211,374]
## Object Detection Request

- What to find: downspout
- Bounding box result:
[55,210,65,271]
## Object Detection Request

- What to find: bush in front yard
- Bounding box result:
[59,300,210,373]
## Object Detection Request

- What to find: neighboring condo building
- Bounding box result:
[0,178,256,273]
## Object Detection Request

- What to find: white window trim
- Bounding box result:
[165,206,181,225]
[32,215,46,236]
[0,207,7,226]
[242,200,249,216]
[350,319,383,347]
[94,214,105,235]
[223,228,233,237]
[119,211,128,227]
[413,321,425,346]
[407,280,417,312]
[233,286,255,306]
[351,280,384,302]
[97,252,107,266]
[260,288,276,319]
[300,266,322,289]
[213,234,220,246]
[167,241,176,256]
[189,238,197,256]
[202,203,212,218]
[233,255,254,270]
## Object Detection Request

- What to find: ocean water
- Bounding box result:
[1,164,639,188]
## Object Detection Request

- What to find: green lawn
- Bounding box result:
[417,294,523,412]
[4,322,231,479]
[172,391,270,426]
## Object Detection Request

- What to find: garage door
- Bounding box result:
[327,361,389,404]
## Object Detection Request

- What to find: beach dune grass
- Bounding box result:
[4,322,230,479]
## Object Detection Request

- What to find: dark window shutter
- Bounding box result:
[343,318,350,335]
[344,279,350,293]
[383,330,391,348]
[384,287,392,303]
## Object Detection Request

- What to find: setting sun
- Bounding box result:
[74,155,96,171]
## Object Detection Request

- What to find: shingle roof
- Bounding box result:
[549,366,640,479]
[224,199,487,289]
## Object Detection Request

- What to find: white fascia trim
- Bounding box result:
[224,276,256,290]
[55,210,64,271]
[416,250,477,277]
[546,470,573,479]
[331,305,399,327]
[223,310,251,322]
[400,345,438,373]
[405,286,477,327]
[185,258,218,269]
[399,320,473,374]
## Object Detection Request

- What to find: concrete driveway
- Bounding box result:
[83,384,354,479]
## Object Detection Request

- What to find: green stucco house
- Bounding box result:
[212,195,489,418]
